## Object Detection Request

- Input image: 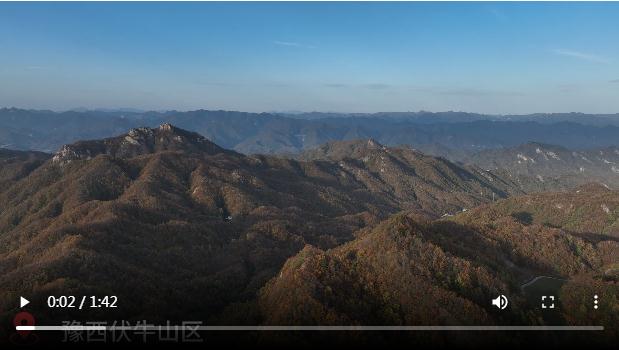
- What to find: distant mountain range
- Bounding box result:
[3,108,619,157]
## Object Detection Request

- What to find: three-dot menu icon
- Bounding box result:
[594,295,599,310]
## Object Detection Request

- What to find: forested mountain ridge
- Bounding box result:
[258,185,619,344]
[466,142,619,189]
[0,124,524,334]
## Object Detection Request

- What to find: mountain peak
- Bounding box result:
[52,124,227,164]
[159,122,174,132]
[366,138,382,149]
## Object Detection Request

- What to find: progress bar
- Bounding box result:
[16,325,605,331]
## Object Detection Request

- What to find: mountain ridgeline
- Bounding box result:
[0,124,522,331]
[51,123,230,164]
[0,123,617,345]
[4,108,619,158]
[259,184,619,340]
[466,142,619,190]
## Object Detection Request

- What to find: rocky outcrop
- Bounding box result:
[52,123,229,164]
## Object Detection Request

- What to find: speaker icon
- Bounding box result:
[492,295,509,310]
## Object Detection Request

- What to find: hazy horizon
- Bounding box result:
[3,105,619,116]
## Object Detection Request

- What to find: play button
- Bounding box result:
[20,297,30,308]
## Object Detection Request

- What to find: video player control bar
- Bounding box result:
[16,325,605,331]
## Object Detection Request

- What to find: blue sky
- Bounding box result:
[0,2,618,114]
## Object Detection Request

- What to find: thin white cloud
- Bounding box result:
[273,40,316,49]
[322,83,392,89]
[362,83,391,90]
[552,49,610,64]
[488,7,508,21]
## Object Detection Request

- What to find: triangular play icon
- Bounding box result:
[20,297,29,308]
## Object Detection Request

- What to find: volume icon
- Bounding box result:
[492,295,509,310]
